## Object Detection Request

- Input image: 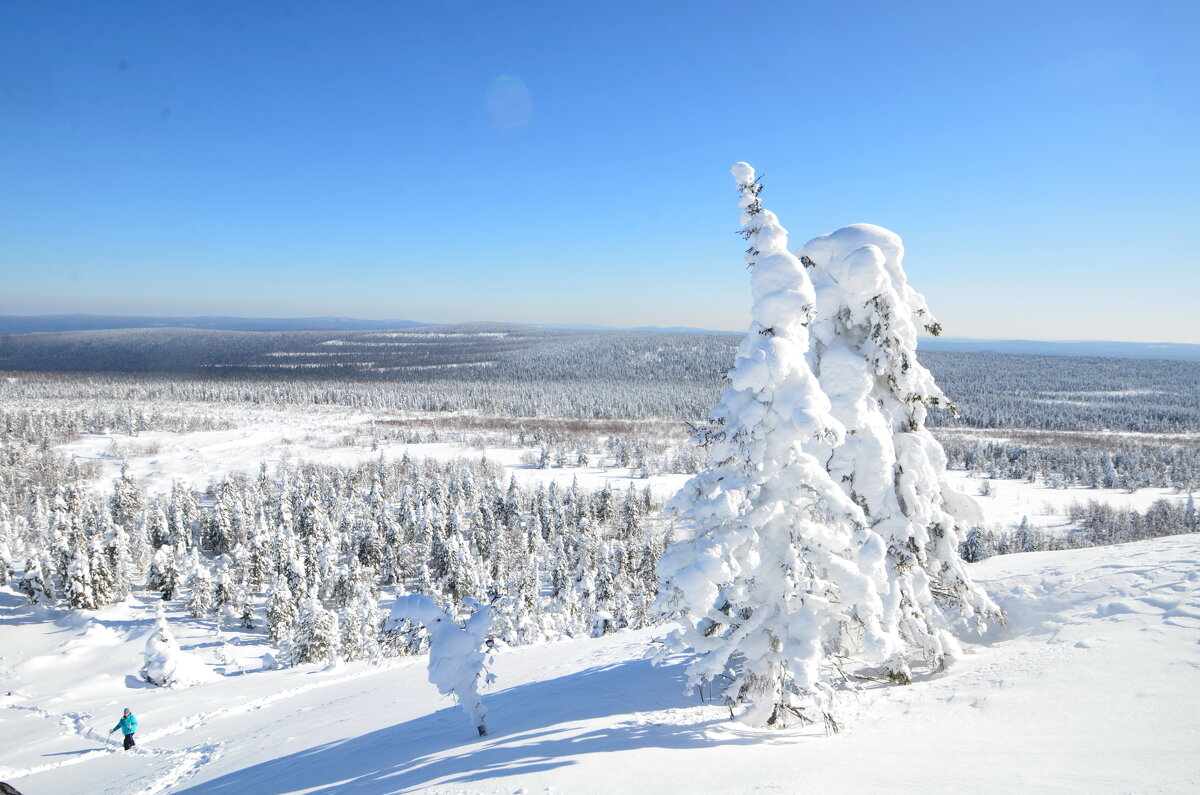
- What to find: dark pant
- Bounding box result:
[123,733,135,750]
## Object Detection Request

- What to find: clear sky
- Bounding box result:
[2,1,1197,342]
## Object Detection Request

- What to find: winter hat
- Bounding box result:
[123,707,131,714]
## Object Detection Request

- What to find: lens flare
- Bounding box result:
[485,75,533,132]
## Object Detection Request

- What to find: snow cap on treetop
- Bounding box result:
[797,222,936,326]
[730,161,816,334]
[800,223,904,282]
[828,244,889,303]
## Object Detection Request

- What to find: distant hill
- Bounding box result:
[0,314,429,334]
[536,323,738,335]
[3,315,1197,363]
[0,315,739,336]
[0,323,736,378]
[917,336,1200,362]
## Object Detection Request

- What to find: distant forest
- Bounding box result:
[3,324,1199,491]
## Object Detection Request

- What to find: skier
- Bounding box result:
[109,707,138,750]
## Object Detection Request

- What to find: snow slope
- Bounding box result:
[3,535,1198,793]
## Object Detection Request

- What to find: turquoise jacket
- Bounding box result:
[112,714,138,735]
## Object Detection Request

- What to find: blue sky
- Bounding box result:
[2,1,1197,342]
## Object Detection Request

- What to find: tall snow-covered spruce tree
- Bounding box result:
[656,162,999,727]
[798,224,1003,681]
[655,163,898,728]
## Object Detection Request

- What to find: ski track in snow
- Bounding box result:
[122,742,223,795]
[0,704,113,779]
[0,701,220,790]
[1,645,422,792]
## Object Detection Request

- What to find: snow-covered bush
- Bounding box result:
[142,614,219,688]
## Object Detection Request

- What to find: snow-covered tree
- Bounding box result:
[390,594,495,736]
[960,526,993,563]
[656,163,897,728]
[286,594,340,667]
[338,565,384,662]
[266,575,298,645]
[17,554,54,605]
[798,222,1002,679]
[212,557,237,618]
[102,522,134,603]
[148,544,182,601]
[168,480,199,549]
[234,584,256,629]
[146,503,170,549]
[66,541,100,611]
[109,462,143,535]
[186,570,215,619]
[142,612,219,687]
[0,502,14,586]
[437,513,487,608]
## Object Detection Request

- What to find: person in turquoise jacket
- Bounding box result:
[110,708,138,750]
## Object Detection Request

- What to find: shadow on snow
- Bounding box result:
[175,656,757,793]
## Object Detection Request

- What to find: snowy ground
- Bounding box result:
[941,469,1186,534]
[58,412,692,503]
[3,535,1199,793]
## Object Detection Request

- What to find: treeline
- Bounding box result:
[961,497,1199,562]
[942,437,1200,491]
[0,455,670,664]
[2,371,718,422]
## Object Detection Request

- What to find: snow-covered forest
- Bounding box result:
[2,453,667,654]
